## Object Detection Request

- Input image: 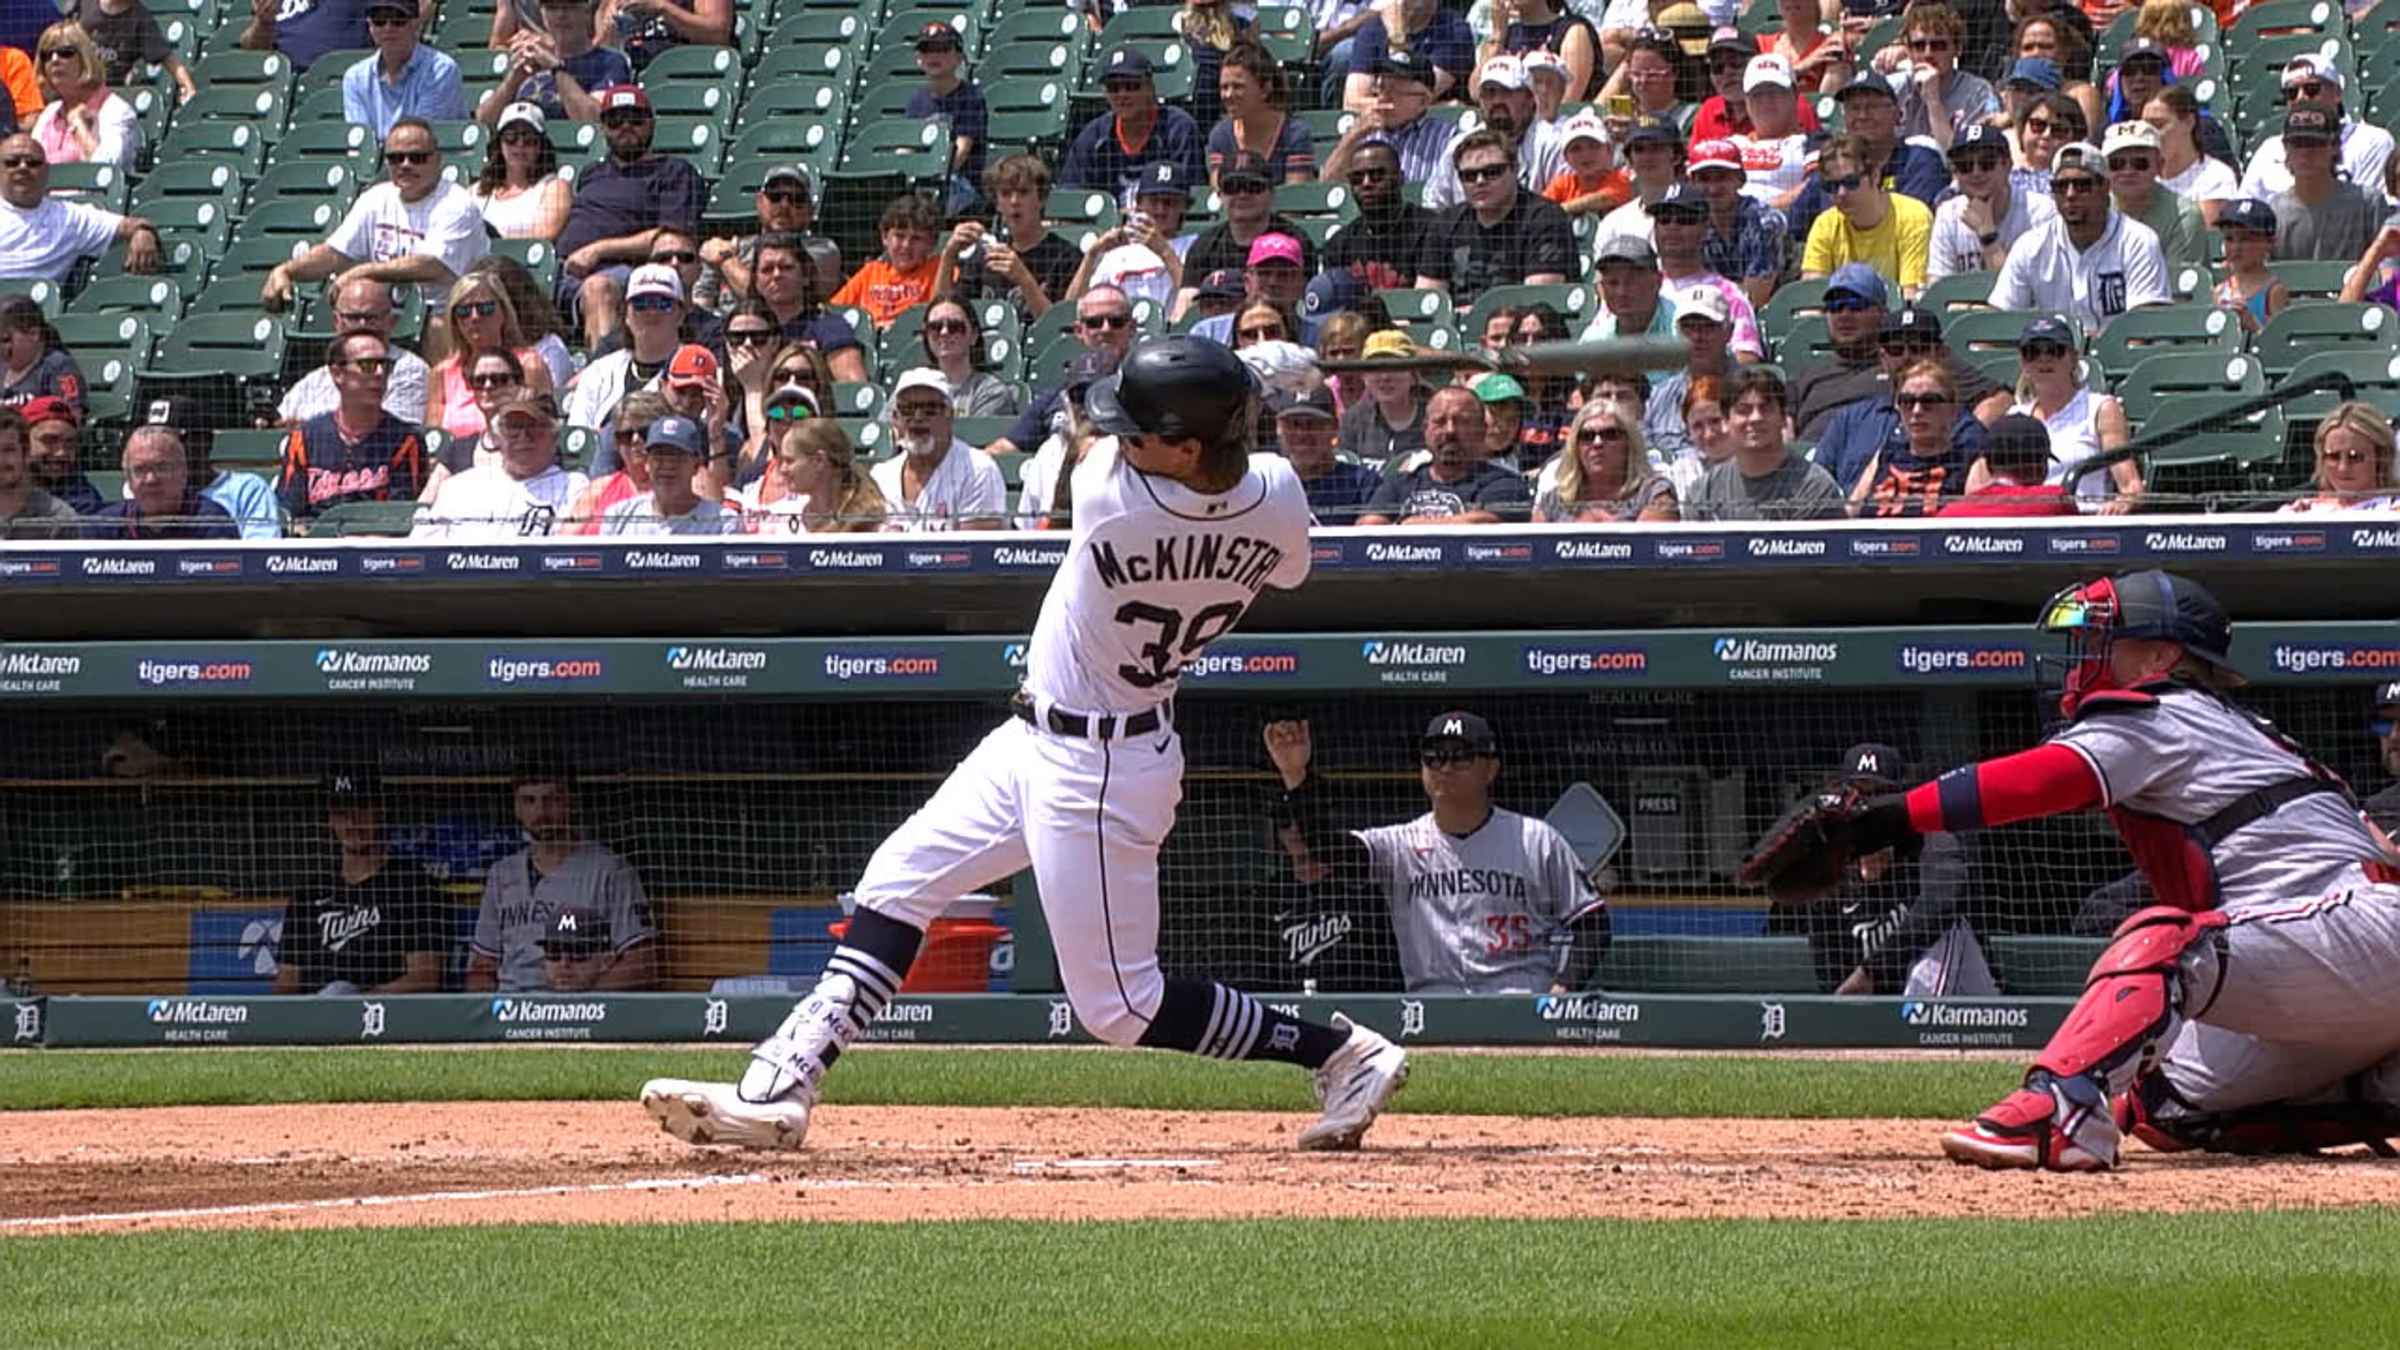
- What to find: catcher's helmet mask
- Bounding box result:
[2038,568,2240,717]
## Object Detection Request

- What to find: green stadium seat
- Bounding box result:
[298,47,372,97]
[1098,7,1185,47]
[2254,303,2400,380]
[139,312,291,414]
[209,427,293,476]
[1466,283,1594,334]
[639,43,743,94]
[53,314,156,424]
[874,10,976,58]
[131,160,244,212]
[1948,307,2075,360]
[830,380,886,417]
[490,237,560,295]
[1253,3,1315,64]
[65,276,186,321]
[2283,348,2400,422]
[1272,180,1356,223]
[249,159,362,213]
[648,116,726,176]
[269,121,378,171]
[0,277,60,317]
[421,119,488,165]
[174,84,290,145]
[2269,258,2361,303]
[2225,0,2346,51]
[154,120,270,179]
[2142,404,2291,501]
[647,83,734,120]
[1917,270,1996,314]
[211,237,311,282]
[290,85,349,125]
[955,414,1016,448]
[734,78,849,134]
[1776,313,1836,367]
[1593,936,1822,994]
[46,162,131,213]
[1045,186,1121,235]
[143,198,235,256]
[1757,276,1828,345]
[980,9,1082,56]
[2091,303,2243,380]
[2116,351,2267,423]
[306,500,423,537]
[243,198,343,241]
[725,122,840,173]
[192,47,295,91]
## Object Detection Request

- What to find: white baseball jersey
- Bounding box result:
[1987,210,2169,335]
[870,439,1010,531]
[1351,807,1601,994]
[412,463,589,539]
[469,842,656,991]
[1925,189,2055,284]
[1024,439,1312,714]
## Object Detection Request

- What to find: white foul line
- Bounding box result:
[1012,1158,1223,1171]
[0,1172,772,1231]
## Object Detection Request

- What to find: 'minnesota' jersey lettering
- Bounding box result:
[1353,807,1600,994]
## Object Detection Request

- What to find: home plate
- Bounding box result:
[1012,1158,1222,1172]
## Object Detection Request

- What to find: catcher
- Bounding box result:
[1740,569,2400,1169]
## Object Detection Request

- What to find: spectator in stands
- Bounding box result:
[1939,412,2076,516]
[417,347,521,498]
[29,21,135,169]
[429,271,556,440]
[1731,54,1812,208]
[2143,86,2236,225]
[480,0,627,124]
[1339,328,1425,465]
[1180,151,1318,316]
[940,153,1083,321]
[1468,370,1530,468]
[0,295,77,408]
[1480,0,1598,101]
[2009,90,2086,200]
[1542,111,1631,219]
[2339,214,2400,310]
[736,416,888,533]
[910,297,1019,420]
[2278,401,2399,514]
[1321,53,1460,190]
[593,0,727,72]
[277,278,431,426]
[1649,183,1764,360]
[2239,56,2394,203]
[722,329,818,485]
[79,0,197,102]
[1788,263,1887,435]
[260,119,489,313]
[1314,309,1372,412]
[1071,159,1193,310]
[1640,284,1734,460]
[2212,198,2287,334]
[2003,311,2139,511]
[1660,372,1732,500]
[1884,2,1995,151]
[873,368,1008,531]
[19,394,96,511]
[2096,37,2172,135]
[1801,133,1931,299]
[1210,40,1311,186]
[1688,138,1783,309]
[144,394,278,538]
[276,329,429,525]
[564,386,661,529]
[1581,233,1672,340]
[2361,684,2400,838]
[240,0,375,72]
[465,767,657,994]
[553,85,702,350]
[0,132,153,280]
[1309,0,1377,104]
[1272,383,1376,522]
[987,285,1135,459]
[654,342,734,483]
[1063,47,1206,201]
[1598,24,1696,129]
[274,771,446,997]
[1815,305,1994,492]
[1593,116,1686,243]
[746,232,867,383]
[694,166,834,317]
[906,19,986,216]
[1192,234,1313,345]
[86,424,238,538]
[1785,70,1949,244]
[1926,125,2051,284]
[469,103,570,242]
[1987,141,2168,333]
[1690,29,1771,142]
[639,225,720,348]
[414,387,584,535]
[1415,130,1575,306]
[594,411,730,534]
[1342,0,1474,109]
[1518,38,1579,117]
[1011,348,1108,529]
[1848,357,1973,517]
[2007,17,2096,137]
[468,253,576,387]
[0,404,71,536]
[1423,56,1565,211]
[2267,106,2382,264]
[1533,398,1675,522]
[1358,384,1531,524]
[1681,365,1846,521]
[341,1,464,136]
[828,192,940,331]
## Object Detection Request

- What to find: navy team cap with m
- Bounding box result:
[1422,711,1498,753]
[1841,742,1904,787]
[540,908,611,957]
[2375,681,2400,711]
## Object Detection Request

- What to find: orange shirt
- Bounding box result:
[828,255,940,329]
[0,48,39,125]
[1543,168,1632,213]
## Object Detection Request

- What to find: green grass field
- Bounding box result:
[6,1049,2394,1349]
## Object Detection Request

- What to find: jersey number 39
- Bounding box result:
[1115,600,1247,688]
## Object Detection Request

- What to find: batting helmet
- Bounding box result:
[1085,335,1258,452]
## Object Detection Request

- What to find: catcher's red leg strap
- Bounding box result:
[2126,1070,2400,1157]
[2031,905,2228,1093]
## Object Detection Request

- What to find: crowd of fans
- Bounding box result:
[0,0,2397,539]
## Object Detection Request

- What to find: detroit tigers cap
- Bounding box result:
[539,908,612,958]
[1949,124,2010,162]
[1102,46,1155,80]
[1841,743,1903,787]
[1270,384,1339,422]
[2217,197,2277,235]
[1422,711,1499,754]
[1136,159,1193,200]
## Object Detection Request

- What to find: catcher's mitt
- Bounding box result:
[1736,784,1872,904]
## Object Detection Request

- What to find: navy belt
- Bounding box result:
[1011,692,1169,741]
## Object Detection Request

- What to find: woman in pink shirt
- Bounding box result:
[426,273,555,441]
[28,22,138,169]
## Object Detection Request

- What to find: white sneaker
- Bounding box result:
[640,1077,812,1151]
[1298,1014,1409,1151]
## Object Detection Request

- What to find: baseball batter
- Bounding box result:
[1743,569,2400,1168]
[642,337,1410,1151]
[1265,711,1611,995]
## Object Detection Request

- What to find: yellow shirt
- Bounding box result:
[1802,192,1932,296]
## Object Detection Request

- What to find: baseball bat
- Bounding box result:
[1317,336,1691,379]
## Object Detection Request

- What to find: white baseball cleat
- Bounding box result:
[1298,1014,1409,1151]
[641,1077,812,1151]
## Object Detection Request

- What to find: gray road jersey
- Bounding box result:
[2052,687,2380,914]
[1353,807,1600,994]
[469,842,656,991]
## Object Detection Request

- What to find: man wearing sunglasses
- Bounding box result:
[1413,130,1575,307]
[2100,120,2205,270]
[1320,52,1461,191]
[276,329,431,525]
[1782,70,1950,246]
[2236,56,2394,203]
[554,84,704,350]
[1175,152,1317,320]
[1799,132,1932,300]
[340,0,465,138]
[1925,124,2053,284]
[1061,47,1205,202]
[1886,2,1997,153]
[0,133,159,284]
[693,165,839,316]
[239,0,386,72]
[478,0,630,126]
[1264,710,1609,996]
[2263,105,2382,264]
[1988,141,2168,335]
[1420,57,1566,212]
[1319,141,1431,293]
[275,277,433,427]
[1812,305,1992,494]
[870,368,1007,531]
[260,117,489,313]
[563,262,686,434]
[415,389,588,539]
[985,285,1136,460]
